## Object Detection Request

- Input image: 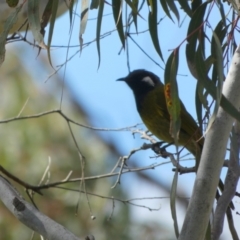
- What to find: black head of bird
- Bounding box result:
[117,69,203,158]
[117,69,163,99]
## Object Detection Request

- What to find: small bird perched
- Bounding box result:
[117,69,203,161]
[118,69,234,210]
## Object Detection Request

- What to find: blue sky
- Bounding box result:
[44,4,198,235]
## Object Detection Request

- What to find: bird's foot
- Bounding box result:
[151,142,173,157]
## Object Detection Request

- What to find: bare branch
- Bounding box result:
[179,45,240,240]
[213,122,240,239]
[0,175,82,240]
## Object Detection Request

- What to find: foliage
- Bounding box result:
[0,0,240,239]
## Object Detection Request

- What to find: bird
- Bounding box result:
[118,69,234,210]
[117,69,203,161]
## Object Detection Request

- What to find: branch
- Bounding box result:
[0,109,139,132]
[213,122,240,239]
[0,175,83,240]
[179,45,240,240]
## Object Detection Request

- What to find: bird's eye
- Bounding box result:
[142,76,155,87]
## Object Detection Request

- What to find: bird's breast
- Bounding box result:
[137,90,173,143]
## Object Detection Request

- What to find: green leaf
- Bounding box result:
[170,171,179,238]
[211,32,224,96]
[211,21,229,84]
[40,0,53,31]
[178,0,192,17]
[195,82,204,133]
[191,0,202,13]
[193,37,240,125]
[195,56,240,123]
[186,2,209,78]
[215,0,226,27]
[187,1,208,42]
[167,0,179,22]
[196,46,216,130]
[112,0,125,48]
[69,0,75,27]
[148,0,153,10]
[132,0,139,31]
[28,0,46,48]
[125,0,138,14]
[6,0,19,8]
[211,20,228,54]
[148,0,163,61]
[193,61,240,123]
[195,45,208,89]
[196,80,209,109]
[194,55,215,129]
[164,50,181,143]
[47,0,59,67]
[90,0,99,9]
[159,0,173,21]
[231,37,237,56]
[186,41,198,79]
[204,33,224,131]
[196,26,225,132]
[96,0,104,68]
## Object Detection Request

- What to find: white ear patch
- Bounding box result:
[142,76,155,87]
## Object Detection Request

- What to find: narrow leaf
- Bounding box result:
[191,0,202,13]
[28,0,46,48]
[125,0,139,15]
[215,0,226,27]
[112,0,125,48]
[132,0,139,31]
[69,0,75,27]
[211,21,229,84]
[90,0,99,9]
[167,0,179,22]
[148,0,153,9]
[164,50,181,143]
[6,0,19,8]
[211,20,228,55]
[159,0,173,21]
[178,0,192,17]
[196,45,219,132]
[47,0,59,67]
[170,171,179,238]
[96,0,104,68]
[186,2,208,78]
[195,82,204,134]
[194,52,240,123]
[204,32,224,131]
[148,0,163,61]
[195,45,208,93]
[41,0,54,31]
[187,1,208,40]
[221,95,240,122]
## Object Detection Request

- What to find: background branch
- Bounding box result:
[0,175,82,240]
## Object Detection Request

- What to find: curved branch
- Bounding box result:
[0,175,82,240]
[179,45,240,240]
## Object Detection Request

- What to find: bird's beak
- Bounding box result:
[116,77,126,82]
